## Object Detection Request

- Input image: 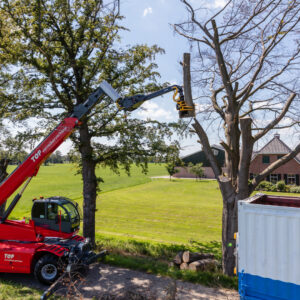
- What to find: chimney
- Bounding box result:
[274,133,280,139]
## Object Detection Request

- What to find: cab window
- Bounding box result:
[47,203,58,220]
[32,203,45,219]
[62,203,78,220]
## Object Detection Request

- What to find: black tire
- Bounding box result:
[34,254,60,285]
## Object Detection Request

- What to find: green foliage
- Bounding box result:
[190,163,204,181]
[290,186,300,193]
[276,180,286,192]
[256,180,274,191]
[165,162,178,180]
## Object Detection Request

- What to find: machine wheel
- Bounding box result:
[34,254,60,285]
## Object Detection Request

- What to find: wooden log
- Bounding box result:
[188,259,218,272]
[182,251,214,263]
[173,251,184,265]
[181,52,195,118]
[180,262,189,270]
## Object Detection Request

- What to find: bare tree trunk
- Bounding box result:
[0,158,9,217]
[218,177,237,276]
[79,122,97,247]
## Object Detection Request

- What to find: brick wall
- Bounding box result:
[174,167,217,179]
[250,154,300,185]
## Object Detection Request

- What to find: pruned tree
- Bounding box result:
[174,0,300,275]
[0,0,183,245]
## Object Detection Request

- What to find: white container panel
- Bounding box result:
[238,200,300,285]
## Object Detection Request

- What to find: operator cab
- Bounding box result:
[32,197,81,233]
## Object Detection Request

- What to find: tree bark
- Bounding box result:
[182,251,214,263]
[0,158,9,217]
[188,259,218,272]
[173,251,184,265]
[182,53,195,118]
[79,122,97,247]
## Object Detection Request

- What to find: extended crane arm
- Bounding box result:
[116,85,194,117]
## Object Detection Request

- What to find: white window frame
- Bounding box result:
[270,174,278,184]
[287,174,296,185]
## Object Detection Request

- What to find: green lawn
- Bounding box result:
[8,163,167,219]
[95,179,221,244]
[0,281,42,300]
[7,163,222,244]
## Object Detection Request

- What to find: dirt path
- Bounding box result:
[1,264,239,299]
[79,264,239,300]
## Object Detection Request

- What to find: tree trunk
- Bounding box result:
[79,122,97,247]
[221,195,237,276]
[218,177,237,276]
[0,158,9,217]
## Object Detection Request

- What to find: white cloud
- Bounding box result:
[202,0,227,9]
[143,7,153,17]
[136,102,173,120]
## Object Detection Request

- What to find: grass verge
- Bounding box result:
[0,280,42,300]
[96,235,238,290]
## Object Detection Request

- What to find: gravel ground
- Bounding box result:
[0,263,239,300]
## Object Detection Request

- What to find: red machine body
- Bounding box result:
[0,117,80,275]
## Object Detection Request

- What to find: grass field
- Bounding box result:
[8,163,222,244]
[7,163,167,219]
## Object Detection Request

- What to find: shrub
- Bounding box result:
[290,186,300,193]
[276,180,286,192]
[256,181,274,191]
[165,162,178,180]
[271,184,277,192]
[190,163,204,181]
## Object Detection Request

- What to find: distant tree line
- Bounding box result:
[7,150,79,165]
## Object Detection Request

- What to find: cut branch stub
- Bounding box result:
[181,52,195,118]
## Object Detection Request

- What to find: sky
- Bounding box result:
[57,0,299,156]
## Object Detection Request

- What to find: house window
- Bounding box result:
[213,149,219,156]
[277,155,284,160]
[287,174,296,185]
[262,155,270,164]
[270,174,278,184]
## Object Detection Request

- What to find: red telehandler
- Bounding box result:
[0,81,194,296]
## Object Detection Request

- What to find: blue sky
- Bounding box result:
[56,0,299,156]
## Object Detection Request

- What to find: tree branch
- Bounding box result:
[253,92,296,141]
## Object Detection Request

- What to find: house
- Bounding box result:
[174,145,225,179]
[250,133,300,185]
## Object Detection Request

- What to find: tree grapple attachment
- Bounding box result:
[116,85,195,118]
[40,237,108,300]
